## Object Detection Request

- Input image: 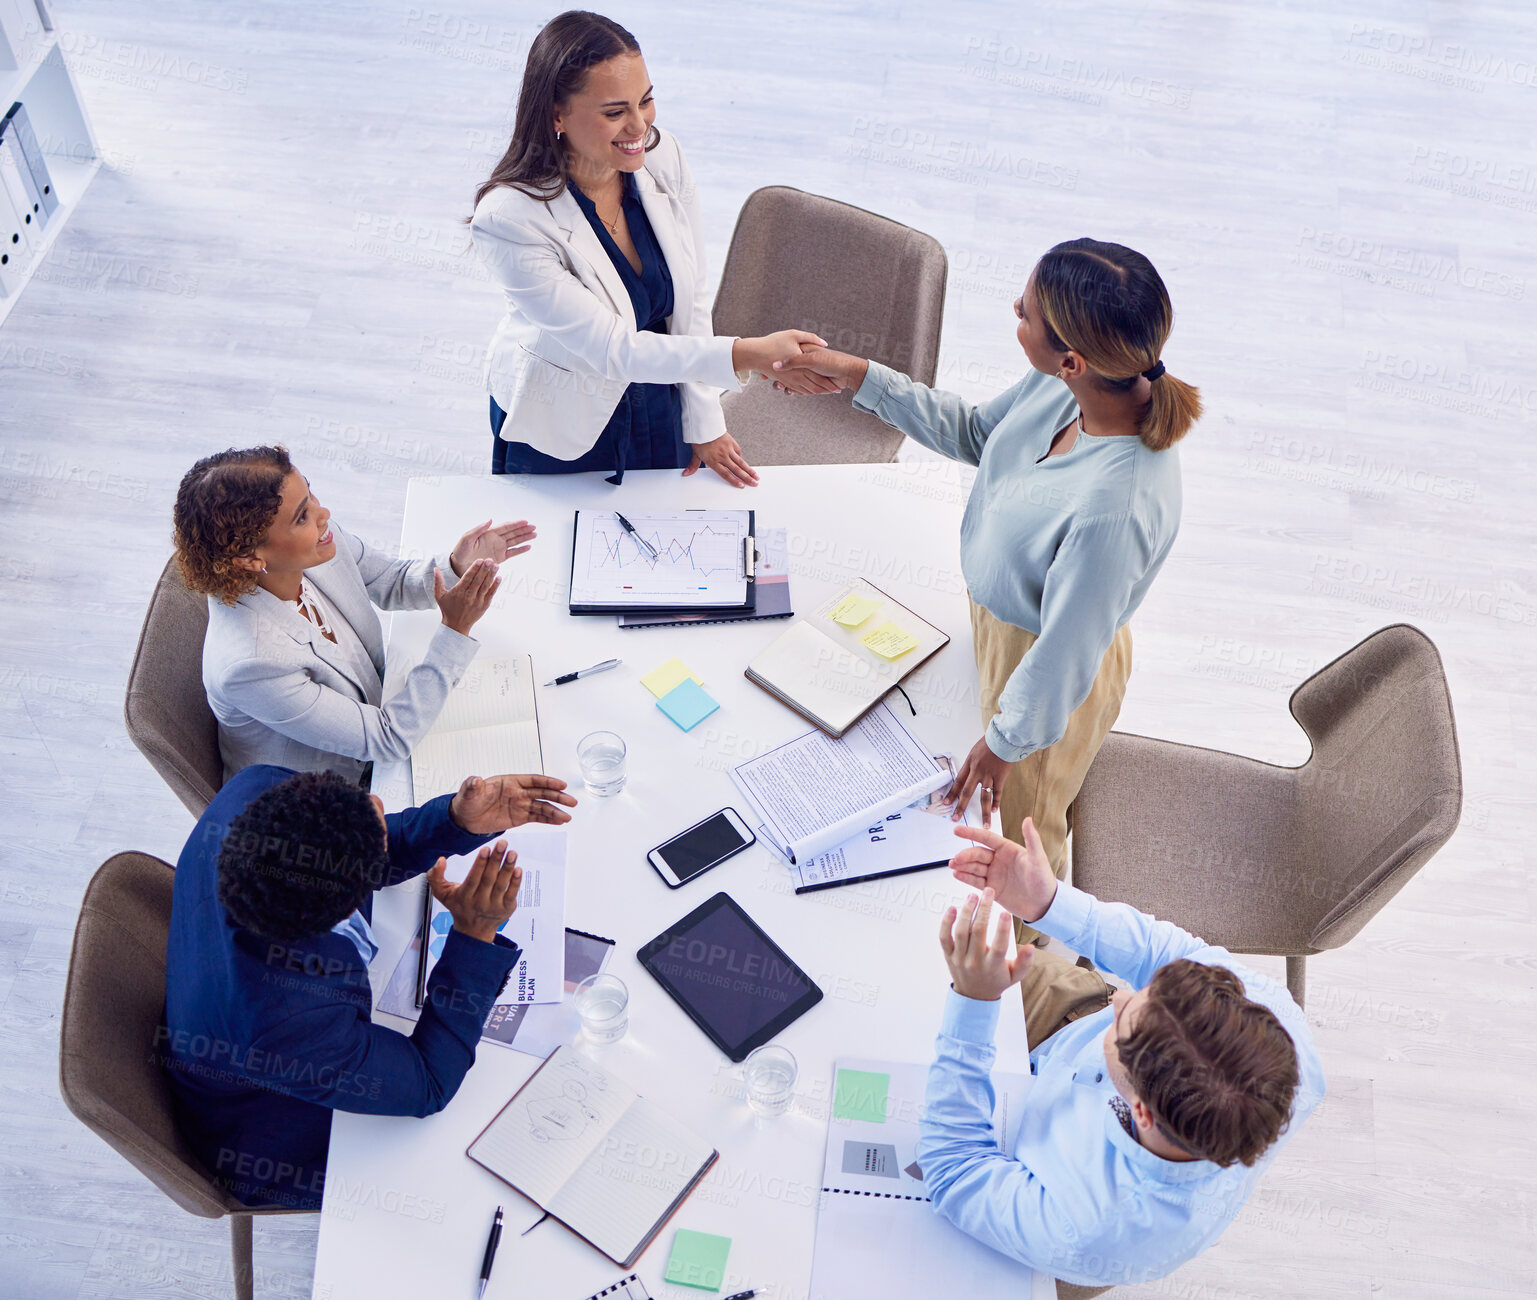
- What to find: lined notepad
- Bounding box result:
[467,1046,717,1269]
[744,580,949,737]
[410,655,543,803]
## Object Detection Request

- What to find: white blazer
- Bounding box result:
[203,525,475,786]
[470,126,747,460]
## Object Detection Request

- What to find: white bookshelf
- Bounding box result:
[0,9,102,328]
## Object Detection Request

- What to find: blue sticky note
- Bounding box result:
[657,677,719,731]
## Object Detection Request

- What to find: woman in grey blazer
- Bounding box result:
[174,445,532,786]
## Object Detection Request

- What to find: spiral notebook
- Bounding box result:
[809,1059,1049,1299]
[581,1276,651,1300]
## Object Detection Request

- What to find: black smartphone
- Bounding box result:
[646,807,756,888]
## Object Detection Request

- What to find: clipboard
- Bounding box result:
[567,509,757,616]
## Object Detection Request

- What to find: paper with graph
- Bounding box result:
[569,510,753,609]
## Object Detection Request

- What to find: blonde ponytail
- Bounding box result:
[1140,371,1202,451]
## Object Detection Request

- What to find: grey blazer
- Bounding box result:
[203,525,476,785]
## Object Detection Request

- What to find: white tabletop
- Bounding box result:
[312,464,1053,1300]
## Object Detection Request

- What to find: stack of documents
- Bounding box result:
[729,702,951,864]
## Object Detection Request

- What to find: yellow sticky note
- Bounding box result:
[829,590,882,628]
[642,657,703,699]
[861,621,919,659]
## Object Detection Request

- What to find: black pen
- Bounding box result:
[722,1291,757,1300]
[477,1205,503,1300]
[614,511,660,561]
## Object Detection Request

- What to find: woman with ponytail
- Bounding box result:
[775,238,1200,920]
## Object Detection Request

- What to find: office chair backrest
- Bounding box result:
[711,186,948,465]
[712,185,947,384]
[125,556,222,816]
[1289,624,1462,950]
[58,851,234,1219]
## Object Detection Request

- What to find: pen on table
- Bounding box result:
[722,1291,757,1300]
[614,510,660,561]
[543,657,622,687]
[477,1206,503,1300]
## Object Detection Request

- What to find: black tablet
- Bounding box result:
[638,893,823,1063]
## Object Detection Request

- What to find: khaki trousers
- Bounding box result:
[968,598,1133,876]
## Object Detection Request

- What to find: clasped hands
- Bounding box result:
[428,774,578,944]
[939,816,1059,1001]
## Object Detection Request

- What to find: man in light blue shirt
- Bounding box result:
[919,817,1325,1289]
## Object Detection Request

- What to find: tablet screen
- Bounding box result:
[639,894,822,1062]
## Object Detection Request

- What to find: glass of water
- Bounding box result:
[575,973,629,1044]
[743,1044,797,1117]
[578,730,628,796]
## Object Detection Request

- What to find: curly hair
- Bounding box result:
[217,771,389,941]
[173,446,294,604]
[1116,959,1299,1168]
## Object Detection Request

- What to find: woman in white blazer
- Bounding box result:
[174,445,534,787]
[469,10,836,485]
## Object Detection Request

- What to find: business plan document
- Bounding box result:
[729,702,951,864]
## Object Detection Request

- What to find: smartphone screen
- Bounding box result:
[656,812,751,884]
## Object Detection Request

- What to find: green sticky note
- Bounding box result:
[665,1228,732,1291]
[834,1068,890,1123]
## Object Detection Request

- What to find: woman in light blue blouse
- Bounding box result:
[775,238,1201,911]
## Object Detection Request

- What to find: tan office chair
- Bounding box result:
[125,556,223,816]
[710,185,947,465]
[1072,624,1462,1008]
[59,852,311,1300]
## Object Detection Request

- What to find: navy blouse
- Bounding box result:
[490,169,688,483]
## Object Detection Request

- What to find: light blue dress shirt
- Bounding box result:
[852,362,1182,761]
[330,908,379,966]
[916,884,1325,1288]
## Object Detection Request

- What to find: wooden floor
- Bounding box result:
[2,1,1533,1296]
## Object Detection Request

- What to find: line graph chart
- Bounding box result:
[570,510,751,607]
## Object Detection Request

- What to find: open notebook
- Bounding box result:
[467,1046,718,1269]
[810,1059,1050,1299]
[745,579,949,737]
[410,655,543,803]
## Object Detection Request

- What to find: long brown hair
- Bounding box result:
[1034,237,1202,452]
[1116,959,1299,1168]
[472,11,658,210]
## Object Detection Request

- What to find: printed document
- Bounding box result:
[729,702,949,863]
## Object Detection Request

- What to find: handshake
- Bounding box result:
[730,332,869,397]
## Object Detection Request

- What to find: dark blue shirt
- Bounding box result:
[161,765,517,1209]
[491,169,687,482]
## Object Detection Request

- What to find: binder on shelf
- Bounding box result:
[3,103,58,220]
[0,110,47,233]
[0,150,33,291]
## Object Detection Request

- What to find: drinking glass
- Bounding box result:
[578,731,628,796]
[575,973,629,1044]
[743,1044,797,1117]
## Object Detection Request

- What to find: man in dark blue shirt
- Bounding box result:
[159,764,575,1209]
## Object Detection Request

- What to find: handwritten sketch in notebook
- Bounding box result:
[524,1054,615,1143]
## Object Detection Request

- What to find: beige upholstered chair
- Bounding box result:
[1072,624,1462,1008]
[59,852,311,1300]
[125,556,222,815]
[710,185,947,465]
